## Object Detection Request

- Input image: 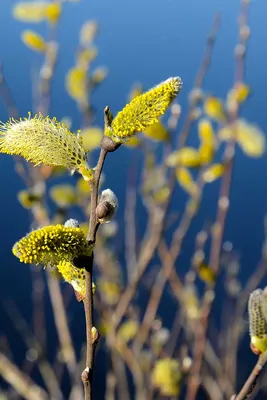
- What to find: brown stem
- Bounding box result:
[82,109,118,399]
[232,353,267,400]
[82,149,107,399]
[47,275,78,378]
[0,352,49,400]
[82,256,94,400]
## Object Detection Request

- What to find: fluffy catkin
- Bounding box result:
[108,77,182,140]
[0,113,93,180]
[13,224,92,266]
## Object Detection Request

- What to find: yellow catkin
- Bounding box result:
[166,147,201,168]
[13,2,61,24]
[198,264,216,284]
[198,118,215,146]
[237,120,265,157]
[0,113,93,181]
[153,186,170,204]
[49,184,76,208]
[80,127,103,151]
[13,2,47,23]
[202,164,224,183]
[108,77,182,140]
[175,167,198,196]
[57,260,95,299]
[124,136,142,147]
[199,143,214,165]
[66,67,88,103]
[227,82,250,104]
[76,177,91,195]
[117,321,139,343]
[143,121,169,141]
[45,3,61,25]
[13,224,92,266]
[152,358,181,396]
[18,190,40,209]
[98,279,120,305]
[248,289,267,354]
[219,119,265,158]
[12,224,91,266]
[21,30,47,52]
[234,82,250,103]
[204,96,226,122]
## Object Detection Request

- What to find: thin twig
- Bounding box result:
[106,371,117,400]
[0,352,48,400]
[186,2,250,398]
[132,12,221,354]
[232,353,267,400]
[47,275,78,378]
[125,162,138,279]
[82,149,107,399]
[3,300,63,399]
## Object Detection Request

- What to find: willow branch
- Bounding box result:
[82,149,107,400]
[47,275,78,377]
[125,163,138,279]
[82,107,120,400]
[186,2,250,398]
[112,16,221,332]
[0,353,48,400]
[232,353,267,400]
[3,300,62,399]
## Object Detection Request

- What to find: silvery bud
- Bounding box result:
[64,218,80,228]
[96,189,118,223]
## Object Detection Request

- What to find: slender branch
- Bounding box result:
[125,162,138,279]
[88,149,108,243]
[3,300,62,399]
[232,353,267,400]
[0,352,48,400]
[186,2,250,398]
[115,342,146,400]
[82,107,120,399]
[106,371,116,400]
[82,148,107,399]
[47,275,78,377]
[112,203,169,329]
[133,205,193,353]
[82,257,95,400]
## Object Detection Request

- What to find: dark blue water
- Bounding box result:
[1,0,267,397]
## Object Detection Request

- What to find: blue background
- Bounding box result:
[1,0,267,397]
